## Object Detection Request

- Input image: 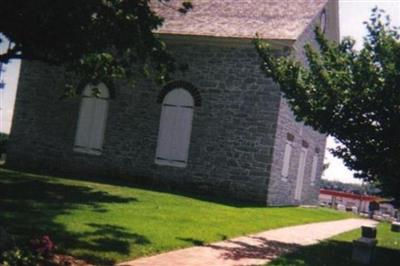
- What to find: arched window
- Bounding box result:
[155,88,194,167]
[74,83,109,155]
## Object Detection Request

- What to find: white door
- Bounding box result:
[295,148,308,200]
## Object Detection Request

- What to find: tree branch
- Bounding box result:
[0,43,22,63]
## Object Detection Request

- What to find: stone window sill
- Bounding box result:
[155,159,187,168]
[73,146,102,156]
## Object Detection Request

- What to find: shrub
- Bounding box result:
[1,247,40,266]
[0,233,55,266]
[30,236,54,257]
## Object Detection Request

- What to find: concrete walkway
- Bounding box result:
[118,218,377,266]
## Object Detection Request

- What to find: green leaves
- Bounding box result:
[0,0,185,89]
[255,9,400,204]
[76,53,125,82]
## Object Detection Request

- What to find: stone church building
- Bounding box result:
[7,0,339,205]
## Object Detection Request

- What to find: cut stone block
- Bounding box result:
[391,222,400,232]
[352,237,378,265]
[361,226,377,239]
[337,204,346,211]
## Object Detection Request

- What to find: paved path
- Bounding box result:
[118,218,377,266]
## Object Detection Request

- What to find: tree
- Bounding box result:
[0,0,192,90]
[255,9,400,204]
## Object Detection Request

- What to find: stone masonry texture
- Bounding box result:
[7,43,281,203]
[7,7,330,205]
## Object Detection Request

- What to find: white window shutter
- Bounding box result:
[310,154,318,185]
[74,83,109,155]
[281,142,292,178]
[89,99,108,150]
[156,105,176,160]
[75,97,95,148]
[169,106,181,161]
[295,148,308,200]
[156,88,194,167]
[172,106,193,162]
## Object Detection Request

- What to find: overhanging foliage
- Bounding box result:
[255,9,400,203]
[0,0,192,88]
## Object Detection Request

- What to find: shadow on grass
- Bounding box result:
[176,237,206,246]
[176,233,230,246]
[0,170,149,265]
[268,239,400,266]
[3,165,268,208]
[65,224,151,265]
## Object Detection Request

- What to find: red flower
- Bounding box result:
[30,235,54,257]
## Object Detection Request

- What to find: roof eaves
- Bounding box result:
[158,32,295,49]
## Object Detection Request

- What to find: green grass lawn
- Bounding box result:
[0,168,353,265]
[269,222,400,266]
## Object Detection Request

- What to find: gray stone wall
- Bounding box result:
[267,99,326,206]
[7,41,282,203]
[266,9,329,205]
[7,3,336,205]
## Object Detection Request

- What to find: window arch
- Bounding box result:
[74,83,109,155]
[157,80,201,106]
[155,88,194,167]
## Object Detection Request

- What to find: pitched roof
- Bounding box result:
[152,0,328,41]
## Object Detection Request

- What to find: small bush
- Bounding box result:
[0,233,55,266]
[30,235,54,257]
[1,247,40,266]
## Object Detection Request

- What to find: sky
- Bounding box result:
[0,0,399,184]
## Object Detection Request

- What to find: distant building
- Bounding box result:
[320,189,397,218]
[319,189,380,213]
